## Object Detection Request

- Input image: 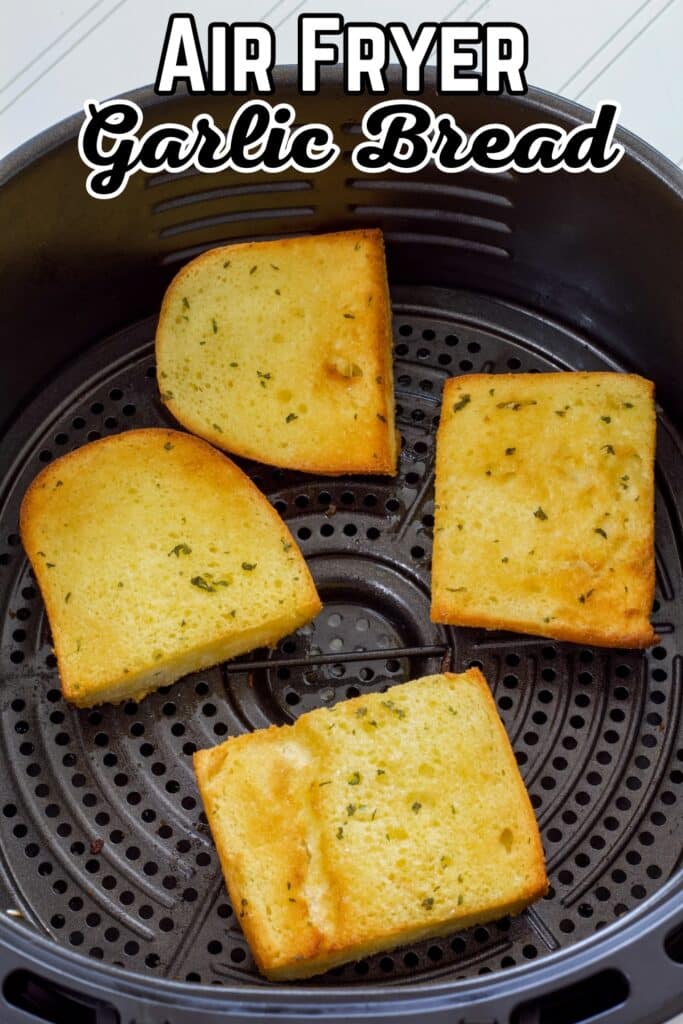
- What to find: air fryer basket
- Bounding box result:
[0,68,681,1024]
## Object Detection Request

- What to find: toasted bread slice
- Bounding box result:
[155,229,397,475]
[20,428,321,707]
[432,373,656,648]
[194,669,547,980]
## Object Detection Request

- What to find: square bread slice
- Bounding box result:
[194,669,547,980]
[20,428,321,707]
[432,373,656,648]
[155,229,397,475]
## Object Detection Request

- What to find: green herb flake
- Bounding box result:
[285,412,298,423]
[65,592,71,603]
[191,576,215,592]
[411,801,422,813]
[422,897,434,911]
[163,441,173,451]
[601,415,611,423]
[377,413,387,423]
[534,506,548,521]
[223,260,230,269]
[578,589,594,604]
[55,479,63,488]
[212,318,218,334]
[452,394,471,413]
[347,803,357,816]
[623,401,634,409]
[212,423,223,433]
[281,538,293,552]
[594,527,607,539]
[489,388,495,396]
[275,288,281,296]
[355,707,368,718]
[446,586,467,593]
[376,768,385,776]
[501,556,509,563]
[229,361,239,368]
[505,447,516,455]
[46,562,55,568]
[241,562,257,571]
[319,780,332,787]
[250,265,257,275]
[354,241,361,251]
[381,700,406,719]
[168,543,192,557]
[182,296,190,310]
[336,826,344,839]
[348,772,361,786]
[602,444,615,455]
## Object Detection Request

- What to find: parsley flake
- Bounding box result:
[191,576,215,592]
[168,543,192,557]
[452,394,471,413]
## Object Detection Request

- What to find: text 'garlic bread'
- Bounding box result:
[155,229,397,475]
[20,428,321,707]
[432,373,656,648]
[194,670,547,980]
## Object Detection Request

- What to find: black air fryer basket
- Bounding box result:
[0,69,681,1024]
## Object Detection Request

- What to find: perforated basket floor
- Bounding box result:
[0,285,681,988]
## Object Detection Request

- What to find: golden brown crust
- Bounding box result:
[155,229,397,476]
[20,429,321,706]
[193,670,547,980]
[432,372,656,649]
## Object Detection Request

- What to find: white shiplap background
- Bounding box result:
[1,0,682,165]
[1,4,682,1021]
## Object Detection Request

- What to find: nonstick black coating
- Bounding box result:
[0,70,681,1024]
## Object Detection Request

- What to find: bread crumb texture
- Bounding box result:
[432,373,656,648]
[194,670,547,980]
[155,229,397,475]
[20,428,321,706]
